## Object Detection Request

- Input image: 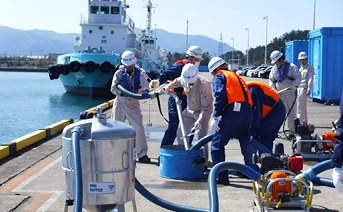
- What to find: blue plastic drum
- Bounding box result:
[159,145,205,179]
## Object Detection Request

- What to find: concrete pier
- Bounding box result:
[0,73,342,212]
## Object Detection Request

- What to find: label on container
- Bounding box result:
[87,182,116,194]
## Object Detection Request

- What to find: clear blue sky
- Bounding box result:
[1,0,342,53]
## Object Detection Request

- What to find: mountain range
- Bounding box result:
[0,25,234,56]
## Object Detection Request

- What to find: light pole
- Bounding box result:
[263,16,268,66]
[231,38,234,64]
[313,0,316,30]
[186,19,189,52]
[246,28,249,66]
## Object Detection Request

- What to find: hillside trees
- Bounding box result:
[220,29,310,66]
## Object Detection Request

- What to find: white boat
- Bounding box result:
[48,0,167,96]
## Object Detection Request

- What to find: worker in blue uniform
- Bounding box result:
[149,46,204,147]
[208,57,259,185]
[247,81,286,152]
[332,89,343,193]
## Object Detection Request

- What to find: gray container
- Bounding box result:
[62,117,136,212]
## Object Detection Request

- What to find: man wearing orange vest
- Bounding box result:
[208,57,259,185]
[149,46,204,147]
[246,81,286,152]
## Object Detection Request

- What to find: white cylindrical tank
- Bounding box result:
[62,114,136,212]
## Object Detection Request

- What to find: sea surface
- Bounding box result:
[0,71,111,145]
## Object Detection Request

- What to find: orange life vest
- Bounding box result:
[246,81,279,117]
[218,70,253,106]
[169,60,187,95]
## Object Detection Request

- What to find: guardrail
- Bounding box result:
[0,99,114,161]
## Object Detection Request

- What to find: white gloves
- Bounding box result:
[332,167,343,193]
[149,80,160,89]
[191,121,202,132]
[210,116,220,132]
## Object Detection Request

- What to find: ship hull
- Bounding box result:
[55,53,120,96]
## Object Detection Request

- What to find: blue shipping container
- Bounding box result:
[308,27,343,101]
[285,40,308,69]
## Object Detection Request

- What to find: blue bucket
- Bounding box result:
[159,145,205,179]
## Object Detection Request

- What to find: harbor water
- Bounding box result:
[0,71,111,145]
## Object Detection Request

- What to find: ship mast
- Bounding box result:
[145,0,156,36]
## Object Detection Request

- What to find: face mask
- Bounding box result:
[194,61,200,68]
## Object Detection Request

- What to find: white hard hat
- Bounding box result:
[298,51,308,59]
[208,57,226,73]
[121,50,137,66]
[182,64,199,84]
[186,45,203,60]
[270,50,283,64]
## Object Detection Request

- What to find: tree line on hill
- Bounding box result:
[1,30,309,69]
[168,30,310,67]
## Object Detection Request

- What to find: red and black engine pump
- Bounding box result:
[253,142,303,174]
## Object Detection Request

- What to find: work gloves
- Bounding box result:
[332,167,343,193]
[141,90,149,98]
[149,79,160,89]
[210,116,220,132]
[191,120,202,133]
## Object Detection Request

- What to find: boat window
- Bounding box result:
[150,40,154,44]
[101,6,109,14]
[111,6,120,14]
[144,40,149,44]
[90,6,99,14]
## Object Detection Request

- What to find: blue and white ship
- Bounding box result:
[48,0,167,96]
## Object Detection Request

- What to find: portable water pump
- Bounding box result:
[292,118,335,160]
[253,143,303,174]
[251,143,313,211]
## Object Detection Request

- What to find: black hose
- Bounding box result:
[281,89,297,140]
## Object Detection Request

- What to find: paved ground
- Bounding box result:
[0,73,342,212]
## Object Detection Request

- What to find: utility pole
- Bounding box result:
[246,28,249,66]
[263,16,268,66]
[218,32,223,59]
[186,19,189,52]
[231,38,234,63]
[313,0,316,30]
